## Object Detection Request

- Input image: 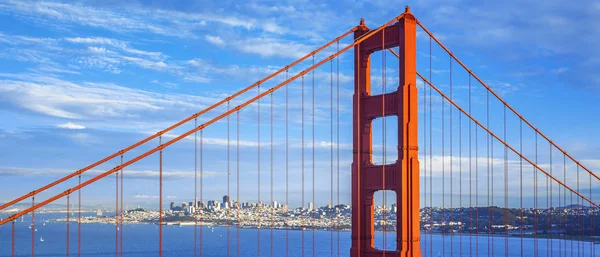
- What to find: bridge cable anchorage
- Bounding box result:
[0,12,404,226]
[416,20,600,182]
[0,27,358,217]
[417,72,600,208]
[194,118,198,257]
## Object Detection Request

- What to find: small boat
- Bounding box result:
[40,236,44,242]
[28,225,31,229]
[35,228,37,232]
[43,222,46,226]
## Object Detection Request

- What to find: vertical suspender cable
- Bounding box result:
[589,171,593,256]
[544,146,552,256]
[236,112,240,257]
[79,173,82,257]
[120,154,123,257]
[504,105,508,257]
[228,102,231,257]
[194,118,198,257]
[570,166,573,257]
[119,155,124,257]
[257,84,261,257]
[549,142,553,257]
[336,41,341,257]
[200,131,204,257]
[520,120,524,257]
[469,73,473,257]
[270,89,274,257]
[67,194,70,257]
[422,41,427,257]
[449,55,454,257]
[422,50,427,257]
[491,131,495,256]
[475,117,479,257]
[330,58,334,257]
[535,133,538,257]
[32,196,35,257]
[429,37,433,257]
[159,136,163,257]
[487,90,490,257]
[302,74,305,257]
[563,154,567,257]
[312,54,316,257]
[577,165,580,256]
[285,69,289,257]
[460,111,463,257]
[442,95,446,256]
[12,220,15,257]
[116,157,119,257]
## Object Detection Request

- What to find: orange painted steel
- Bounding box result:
[416,21,600,181]
[351,7,421,257]
[0,27,358,213]
[0,12,407,226]
[417,72,600,208]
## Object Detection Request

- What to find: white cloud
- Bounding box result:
[0,1,291,38]
[204,35,225,47]
[57,122,85,130]
[233,38,313,59]
[0,73,216,120]
[0,166,223,180]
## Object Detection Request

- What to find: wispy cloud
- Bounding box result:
[57,122,85,130]
[0,73,217,121]
[0,166,223,180]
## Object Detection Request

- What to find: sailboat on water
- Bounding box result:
[40,236,44,242]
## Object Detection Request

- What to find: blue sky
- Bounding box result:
[0,0,599,210]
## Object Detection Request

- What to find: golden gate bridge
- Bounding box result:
[0,7,598,257]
